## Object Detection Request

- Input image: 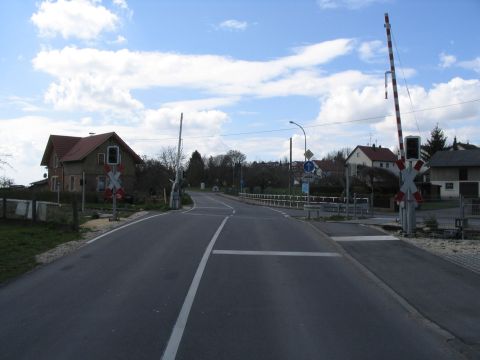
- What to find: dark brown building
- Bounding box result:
[40,132,143,196]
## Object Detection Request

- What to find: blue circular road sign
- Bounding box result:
[303,161,315,173]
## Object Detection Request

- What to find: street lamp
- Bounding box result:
[289,121,306,161]
[289,121,309,205]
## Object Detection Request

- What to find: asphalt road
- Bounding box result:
[0,192,464,359]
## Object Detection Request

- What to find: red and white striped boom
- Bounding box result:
[384,13,405,161]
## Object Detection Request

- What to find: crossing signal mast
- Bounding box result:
[384,13,423,236]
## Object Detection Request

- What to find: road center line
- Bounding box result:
[212,250,342,257]
[161,216,230,360]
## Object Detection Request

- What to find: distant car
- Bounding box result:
[212,186,219,192]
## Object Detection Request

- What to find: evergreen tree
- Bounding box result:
[421,124,447,161]
[186,150,205,187]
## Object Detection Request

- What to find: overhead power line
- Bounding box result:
[130,98,480,142]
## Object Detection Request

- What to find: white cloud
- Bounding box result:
[31,0,119,40]
[112,0,128,10]
[358,40,386,63]
[439,52,457,68]
[458,57,480,74]
[218,19,248,31]
[317,0,388,10]
[111,35,127,44]
[3,96,44,113]
[32,39,354,113]
[162,97,240,111]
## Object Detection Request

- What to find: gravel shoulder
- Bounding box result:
[402,236,480,255]
[35,211,149,265]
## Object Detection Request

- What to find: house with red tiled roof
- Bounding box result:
[40,132,143,197]
[346,145,399,177]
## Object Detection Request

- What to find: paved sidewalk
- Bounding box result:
[309,220,480,359]
[439,253,480,275]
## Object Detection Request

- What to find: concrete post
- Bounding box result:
[32,196,37,223]
[72,196,79,231]
[2,197,6,219]
[354,193,357,219]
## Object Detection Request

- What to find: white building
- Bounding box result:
[346,145,399,176]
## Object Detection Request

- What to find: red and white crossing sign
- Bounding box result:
[104,164,125,199]
[395,159,423,204]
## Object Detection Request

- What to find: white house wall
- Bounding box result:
[346,149,372,176]
[346,148,399,176]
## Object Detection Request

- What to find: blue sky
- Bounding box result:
[1,0,479,185]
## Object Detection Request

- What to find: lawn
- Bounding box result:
[418,200,459,211]
[0,220,82,284]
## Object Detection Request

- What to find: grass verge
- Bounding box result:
[0,220,82,284]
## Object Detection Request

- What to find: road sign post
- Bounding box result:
[105,164,124,221]
[303,160,315,205]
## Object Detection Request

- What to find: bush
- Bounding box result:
[181,193,193,206]
[424,215,438,231]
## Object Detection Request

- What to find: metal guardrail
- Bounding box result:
[238,193,370,216]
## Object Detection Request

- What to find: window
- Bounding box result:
[51,176,57,191]
[386,163,390,168]
[97,176,106,192]
[459,168,468,181]
[445,182,454,190]
[70,176,76,191]
[356,152,360,158]
[380,162,384,168]
[54,154,59,168]
[98,153,105,165]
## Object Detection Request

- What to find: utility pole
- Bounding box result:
[289,137,292,196]
[82,171,85,213]
[385,13,409,234]
[170,113,183,209]
[345,163,350,218]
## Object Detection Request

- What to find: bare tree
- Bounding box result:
[226,150,246,166]
[0,176,14,188]
[158,146,185,173]
[0,154,12,170]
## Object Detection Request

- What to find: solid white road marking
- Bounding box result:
[182,212,228,218]
[85,213,169,244]
[161,216,230,360]
[192,206,231,210]
[212,250,341,257]
[268,207,290,218]
[182,197,196,214]
[331,235,398,242]
[208,196,235,211]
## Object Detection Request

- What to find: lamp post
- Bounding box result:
[289,121,309,205]
[289,121,306,161]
